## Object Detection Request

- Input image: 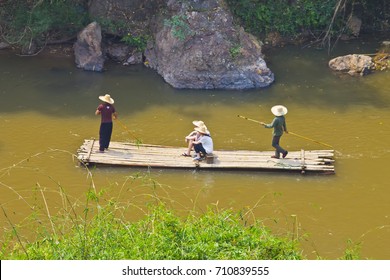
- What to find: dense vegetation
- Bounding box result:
[1,196,303,260]
[0,0,389,53]
[226,0,390,36]
[0,0,88,52]
[1,193,361,260]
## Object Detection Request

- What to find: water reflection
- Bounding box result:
[1,38,390,259]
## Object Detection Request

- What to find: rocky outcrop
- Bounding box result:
[144,0,274,89]
[88,0,165,36]
[328,54,374,76]
[105,43,132,62]
[340,15,363,41]
[73,22,104,72]
[83,0,274,89]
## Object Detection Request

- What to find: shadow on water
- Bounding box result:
[1,36,390,119]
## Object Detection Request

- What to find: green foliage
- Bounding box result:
[1,0,89,49]
[226,0,390,38]
[230,45,242,59]
[340,239,361,260]
[94,17,128,35]
[121,33,149,52]
[226,0,338,36]
[359,0,390,31]
[0,200,302,260]
[164,15,193,41]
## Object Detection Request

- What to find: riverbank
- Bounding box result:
[0,192,305,260]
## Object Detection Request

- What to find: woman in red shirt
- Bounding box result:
[95,94,118,152]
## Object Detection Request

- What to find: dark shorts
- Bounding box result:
[194,143,207,155]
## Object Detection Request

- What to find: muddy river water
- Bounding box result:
[1,39,389,259]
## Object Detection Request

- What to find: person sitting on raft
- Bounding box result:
[182,120,210,157]
[192,126,213,161]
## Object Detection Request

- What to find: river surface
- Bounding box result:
[1,39,390,259]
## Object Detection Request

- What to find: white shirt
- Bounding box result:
[199,135,213,154]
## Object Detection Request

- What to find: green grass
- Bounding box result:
[0,201,303,260]
[0,150,361,260]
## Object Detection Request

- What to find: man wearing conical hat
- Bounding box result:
[95,94,118,152]
[260,105,288,159]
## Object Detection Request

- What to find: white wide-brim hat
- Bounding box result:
[194,125,208,134]
[192,120,205,127]
[99,94,114,104]
[271,105,288,116]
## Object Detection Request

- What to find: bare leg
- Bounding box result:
[186,139,194,155]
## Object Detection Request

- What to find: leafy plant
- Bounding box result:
[1,0,89,51]
[0,153,302,260]
[340,239,361,260]
[121,33,149,52]
[230,44,242,59]
[95,17,128,35]
[226,0,339,36]
[164,14,193,41]
[1,202,303,260]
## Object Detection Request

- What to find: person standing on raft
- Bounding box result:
[95,94,118,152]
[260,105,289,159]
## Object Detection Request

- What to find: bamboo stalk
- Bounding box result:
[115,119,143,144]
[78,139,335,173]
[237,115,333,148]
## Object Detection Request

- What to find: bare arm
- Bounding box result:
[185,131,197,142]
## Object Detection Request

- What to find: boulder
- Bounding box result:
[104,44,144,65]
[346,16,362,37]
[84,0,274,89]
[144,0,274,89]
[328,54,374,76]
[123,52,143,65]
[73,22,104,72]
[105,43,132,63]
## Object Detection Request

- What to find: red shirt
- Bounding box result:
[97,103,116,123]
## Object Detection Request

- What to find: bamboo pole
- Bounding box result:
[237,115,333,148]
[287,132,333,148]
[115,119,143,144]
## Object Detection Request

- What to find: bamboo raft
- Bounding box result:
[77,139,335,174]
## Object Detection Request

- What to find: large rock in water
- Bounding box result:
[73,22,104,72]
[144,0,274,89]
[328,54,374,76]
